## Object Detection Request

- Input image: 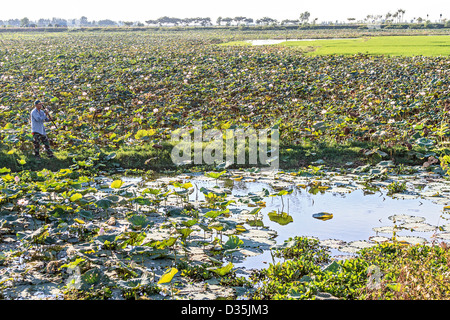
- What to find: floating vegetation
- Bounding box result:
[436,232,450,240]
[268,210,293,225]
[2,29,450,300]
[0,165,449,300]
[400,222,436,232]
[394,235,428,245]
[312,212,334,221]
[368,236,390,243]
[319,238,346,249]
[388,214,425,223]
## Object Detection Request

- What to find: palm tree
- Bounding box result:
[299,11,310,24]
[398,9,406,23]
[392,12,398,23]
[385,12,392,24]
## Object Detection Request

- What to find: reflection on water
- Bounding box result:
[265,188,442,243]
[126,174,449,269]
[187,177,445,245]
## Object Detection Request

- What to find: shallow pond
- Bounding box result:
[3,167,450,299]
[146,169,450,270]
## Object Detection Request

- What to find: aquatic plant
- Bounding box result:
[158,267,179,299]
[386,181,407,195]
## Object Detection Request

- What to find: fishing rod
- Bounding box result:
[41,103,59,130]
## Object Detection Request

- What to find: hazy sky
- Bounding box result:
[1,0,449,22]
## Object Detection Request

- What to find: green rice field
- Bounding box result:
[222,35,450,56]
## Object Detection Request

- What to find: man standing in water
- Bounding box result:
[31,100,54,158]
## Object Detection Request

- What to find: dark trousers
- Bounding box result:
[33,132,53,156]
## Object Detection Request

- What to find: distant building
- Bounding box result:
[67,19,81,28]
[367,23,382,29]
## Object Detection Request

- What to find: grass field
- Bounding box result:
[285,35,450,56]
[222,35,450,56]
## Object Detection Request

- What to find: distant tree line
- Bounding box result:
[144,16,212,27]
[0,16,119,28]
[0,12,317,28]
[0,10,448,28]
[0,16,214,28]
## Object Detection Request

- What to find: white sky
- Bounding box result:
[0,0,448,23]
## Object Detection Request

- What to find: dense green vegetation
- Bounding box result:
[282,35,450,56]
[222,35,450,57]
[250,237,450,300]
[1,28,450,300]
[1,29,449,173]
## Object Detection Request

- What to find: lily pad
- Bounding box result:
[312,212,333,221]
[373,226,401,234]
[207,262,234,276]
[347,240,376,249]
[395,236,427,245]
[268,211,293,225]
[158,267,178,284]
[435,232,450,240]
[388,214,419,222]
[368,236,390,243]
[400,222,436,232]
[319,239,346,249]
[337,246,360,254]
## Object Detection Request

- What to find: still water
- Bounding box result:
[189,178,444,242]
[124,173,449,269]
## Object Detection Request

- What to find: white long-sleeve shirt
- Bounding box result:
[31,108,50,135]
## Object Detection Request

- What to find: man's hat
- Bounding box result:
[34,100,41,105]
